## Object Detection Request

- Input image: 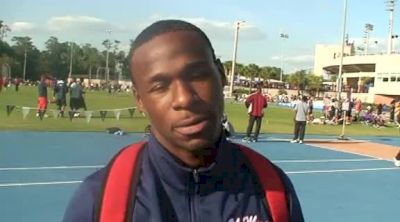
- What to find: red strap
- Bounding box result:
[238,145,289,222]
[99,141,146,222]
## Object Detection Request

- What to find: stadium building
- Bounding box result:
[313,1,400,104]
[313,43,400,104]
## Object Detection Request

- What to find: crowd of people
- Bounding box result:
[35,75,88,118]
[314,96,400,128]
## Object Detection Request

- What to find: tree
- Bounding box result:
[306,74,323,96]
[11,36,41,80]
[41,37,70,79]
[0,20,11,41]
[288,70,307,95]
[222,60,232,82]
[81,44,101,80]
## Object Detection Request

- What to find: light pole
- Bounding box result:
[386,0,396,54]
[229,20,245,98]
[363,23,373,55]
[279,32,289,82]
[336,0,349,140]
[105,29,112,84]
[68,42,73,79]
[337,0,348,102]
[23,48,27,81]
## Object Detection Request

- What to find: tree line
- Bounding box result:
[1,20,324,95]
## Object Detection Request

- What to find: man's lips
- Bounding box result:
[174,117,209,136]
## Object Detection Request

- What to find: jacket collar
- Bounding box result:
[147,133,233,191]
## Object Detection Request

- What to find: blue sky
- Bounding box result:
[1,0,399,72]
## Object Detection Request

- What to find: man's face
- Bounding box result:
[131,31,224,153]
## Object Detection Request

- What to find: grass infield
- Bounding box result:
[0,86,398,136]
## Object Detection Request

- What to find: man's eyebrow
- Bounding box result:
[181,60,211,72]
[147,72,170,83]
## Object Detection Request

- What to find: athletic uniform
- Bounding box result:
[63,134,304,222]
[37,81,48,111]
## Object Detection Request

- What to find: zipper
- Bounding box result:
[192,169,199,184]
[189,169,200,222]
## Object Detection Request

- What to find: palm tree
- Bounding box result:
[306,74,323,96]
[288,70,307,95]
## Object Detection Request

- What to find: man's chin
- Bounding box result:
[183,137,212,149]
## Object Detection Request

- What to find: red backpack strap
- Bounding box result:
[96,141,147,222]
[238,144,289,222]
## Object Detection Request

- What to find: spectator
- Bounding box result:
[0,75,3,93]
[53,80,68,117]
[242,84,268,142]
[354,99,362,121]
[37,75,50,118]
[69,78,85,116]
[291,95,309,144]
[376,103,383,115]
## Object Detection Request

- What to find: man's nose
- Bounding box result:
[171,81,197,110]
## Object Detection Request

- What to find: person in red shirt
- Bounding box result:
[243,85,268,142]
[0,75,3,93]
[37,75,50,117]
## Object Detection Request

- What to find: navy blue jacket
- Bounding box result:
[63,135,304,222]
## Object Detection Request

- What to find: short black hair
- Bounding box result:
[129,19,226,86]
[130,19,216,61]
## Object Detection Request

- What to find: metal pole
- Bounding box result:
[279,33,289,82]
[337,0,348,101]
[389,10,394,54]
[23,48,27,81]
[68,42,73,79]
[105,44,109,83]
[387,1,395,54]
[106,29,112,84]
[229,21,241,98]
[280,40,283,82]
[365,32,369,55]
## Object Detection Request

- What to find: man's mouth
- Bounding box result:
[174,118,209,136]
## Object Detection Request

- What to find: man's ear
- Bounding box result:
[134,89,146,115]
[215,58,227,86]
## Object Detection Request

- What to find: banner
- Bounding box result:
[128,108,135,117]
[84,111,93,123]
[2,104,137,122]
[113,110,121,121]
[6,105,15,116]
[22,107,30,119]
[100,110,108,121]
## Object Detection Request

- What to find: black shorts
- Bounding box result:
[56,98,66,106]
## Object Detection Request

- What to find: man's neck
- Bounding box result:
[165,145,218,169]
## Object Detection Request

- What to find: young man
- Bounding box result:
[69,78,86,117]
[37,75,49,117]
[291,95,309,144]
[53,79,68,117]
[243,85,268,142]
[63,20,303,222]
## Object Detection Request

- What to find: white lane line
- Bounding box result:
[273,158,380,163]
[0,180,82,187]
[1,167,398,187]
[286,167,399,175]
[0,165,104,171]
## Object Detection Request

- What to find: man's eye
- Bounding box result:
[149,82,167,92]
[189,70,210,80]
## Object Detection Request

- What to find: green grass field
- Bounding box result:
[1,85,399,136]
